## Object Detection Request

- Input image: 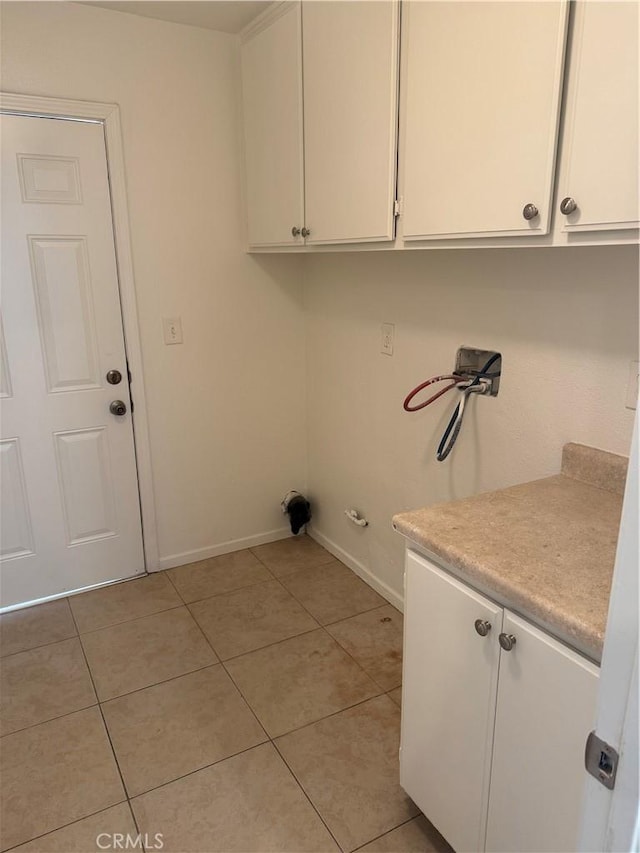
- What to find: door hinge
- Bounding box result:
[394,197,404,217]
[585,731,619,790]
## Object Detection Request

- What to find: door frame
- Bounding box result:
[1,91,159,574]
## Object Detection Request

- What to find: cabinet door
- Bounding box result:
[401,1,569,240]
[241,3,304,247]
[486,611,599,853]
[302,1,399,244]
[557,2,639,232]
[400,550,502,853]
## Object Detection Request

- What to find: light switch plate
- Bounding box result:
[163,317,183,345]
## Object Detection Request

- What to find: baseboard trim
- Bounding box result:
[156,527,292,571]
[307,526,404,612]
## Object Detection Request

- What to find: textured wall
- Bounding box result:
[303,246,638,605]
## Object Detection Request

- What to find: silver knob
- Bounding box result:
[291,226,301,237]
[522,203,539,221]
[474,619,491,637]
[473,619,491,637]
[106,369,122,385]
[560,197,578,215]
[301,227,311,238]
[109,400,127,416]
[498,632,517,651]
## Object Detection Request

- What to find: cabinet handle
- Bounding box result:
[301,227,311,238]
[522,203,539,221]
[291,226,301,237]
[560,197,578,215]
[498,632,517,651]
[474,619,492,637]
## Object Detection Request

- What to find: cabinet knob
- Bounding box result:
[301,227,311,238]
[522,203,539,221]
[498,632,517,651]
[291,226,301,237]
[560,197,578,215]
[474,619,492,637]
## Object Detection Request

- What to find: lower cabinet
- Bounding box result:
[400,549,599,853]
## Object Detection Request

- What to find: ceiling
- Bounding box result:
[78,1,271,34]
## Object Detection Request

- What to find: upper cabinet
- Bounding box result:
[556,1,639,233]
[241,0,639,251]
[241,0,400,248]
[241,4,304,248]
[399,1,569,241]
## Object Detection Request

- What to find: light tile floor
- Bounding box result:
[0,536,452,853]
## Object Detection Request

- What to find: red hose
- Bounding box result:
[403,374,466,412]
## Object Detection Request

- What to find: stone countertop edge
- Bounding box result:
[392,443,628,663]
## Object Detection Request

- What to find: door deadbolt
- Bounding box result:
[106,369,122,385]
[109,400,127,416]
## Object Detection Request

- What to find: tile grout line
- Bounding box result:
[73,602,185,638]
[0,802,135,853]
[271,739,346,853]
[349,815,421,852]
[0,697,100,740]
[0,631,79,660]
[67,602,145,841]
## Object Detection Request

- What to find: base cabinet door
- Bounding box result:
[400,550,502,853]
[557,1,639,232]
[485,611,599,853]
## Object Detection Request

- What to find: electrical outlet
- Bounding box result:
[625,360,639,410]
[163,317,183,345]
[381,323,394,356]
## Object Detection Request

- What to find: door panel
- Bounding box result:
[0,113,144,608]
[241,3,305,247]
[400,550,502,853]
[486,611,599,852]
[558,1,639,231]
[0,439,34,559]
[28,237,100,392]
[302,0,399,244]
[401,0,569,240]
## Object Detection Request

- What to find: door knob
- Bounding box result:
[301,227,311,238]
[560,197,578,215]
[522,203,539,221]
[106,369,122,385]
[109,400,127,416]
[474,619,492,637]
[291,226,301,237]
[498,632,517,651]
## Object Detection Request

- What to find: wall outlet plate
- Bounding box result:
[381,323,394,356]
[455,346,501,396]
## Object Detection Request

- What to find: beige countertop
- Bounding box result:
[392,443,627,662]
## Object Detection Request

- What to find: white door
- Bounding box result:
[486,611,599,853]
[557,1,639,232]
[0,113,145,609]
[241,2,305,248]
[400,550,502,853]
[400,0,569,240]
[302,0,399,244]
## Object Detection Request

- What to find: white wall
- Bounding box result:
[1,2,307,568]
[303,246,639,605]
